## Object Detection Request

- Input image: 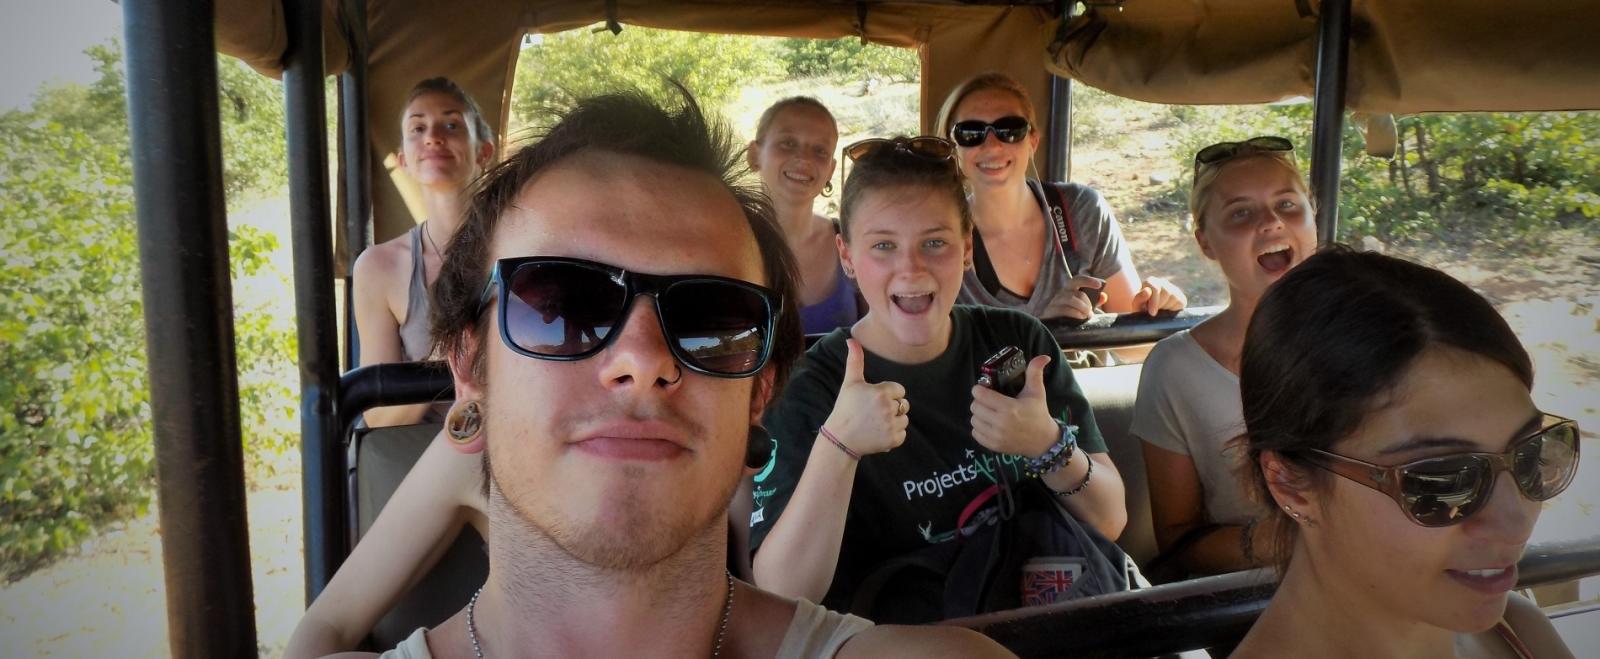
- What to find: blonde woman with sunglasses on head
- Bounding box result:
[937,72,1185,321]
[1133,137,1317,577]
[1231,247,1577,659]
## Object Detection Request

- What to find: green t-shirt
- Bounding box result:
[748,305,1105,610]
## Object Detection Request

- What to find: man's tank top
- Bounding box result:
[378,596,874,659]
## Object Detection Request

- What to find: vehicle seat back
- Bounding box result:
[353,423,487,649]
[1074,363,1157,567]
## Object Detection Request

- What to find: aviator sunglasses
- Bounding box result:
[1193,136,1294,180]
[843,135,957,163]
[1298,414,1580,527]
[476,256,781,378]
[949,115,1031,148]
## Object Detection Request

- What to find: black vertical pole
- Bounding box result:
[121,0,258,654]
[284,0,344,603]
[340,0,371,372]
[1045,74,1073,183]
[1310,0,1351,245]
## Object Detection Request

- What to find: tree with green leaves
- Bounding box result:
[0,42,296,579]
[509,26,785,133]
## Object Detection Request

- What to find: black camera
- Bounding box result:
[977,346,1026,397]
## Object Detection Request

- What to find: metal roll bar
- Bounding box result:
[339,0,372,372]
[1310,0,1351,245]
[948,535,1600,658]
[1046,305,1223,350]
[337,362,456,438]
[283,0,345,604]
[122,0,258,653]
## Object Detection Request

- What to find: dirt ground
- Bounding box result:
[3,79,1596,657]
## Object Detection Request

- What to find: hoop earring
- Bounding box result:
[446,400,484,445]
[821,181,834,198]
[746,426,773,469]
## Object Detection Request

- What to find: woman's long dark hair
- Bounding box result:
[1240,246,1533,567]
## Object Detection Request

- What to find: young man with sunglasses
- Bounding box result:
[936,73,1187,324]
[355,90,1010,658]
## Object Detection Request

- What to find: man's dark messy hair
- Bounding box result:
[430,85,802,405]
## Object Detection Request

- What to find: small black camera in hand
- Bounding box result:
[978,346,1026,397]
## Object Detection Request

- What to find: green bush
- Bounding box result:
[0,44,296,579]
[510,26,786,132]
[778,37,919,82]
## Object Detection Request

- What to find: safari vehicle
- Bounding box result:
[116,0,1599,655]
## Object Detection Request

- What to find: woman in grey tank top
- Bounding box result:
[288,77,497,656]
[348,77,496,427]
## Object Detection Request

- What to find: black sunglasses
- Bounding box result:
[949,115,1031,148]
[843,136,957,163]
[1193,136,1294,179]
[1299,414,1580,528]
[476,256,781,378]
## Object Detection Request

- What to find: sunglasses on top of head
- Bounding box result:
[843,135,957,163]
[1192,136,1294,179]
[476,256,782,378]
[1298,413,1581,528]
[949,116,1031,148]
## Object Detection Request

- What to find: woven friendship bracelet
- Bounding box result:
[1024,422,1080,477]
[818,426,861,461]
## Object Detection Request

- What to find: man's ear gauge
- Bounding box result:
[746,426,772,469]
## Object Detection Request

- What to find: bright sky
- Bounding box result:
[0,0,123,112]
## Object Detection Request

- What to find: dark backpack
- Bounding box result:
[849,475,1133,624]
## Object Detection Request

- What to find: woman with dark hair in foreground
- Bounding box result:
[1231,247,1577,658]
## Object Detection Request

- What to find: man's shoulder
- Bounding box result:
[739,588,1014,659]
[839,625,1015,658]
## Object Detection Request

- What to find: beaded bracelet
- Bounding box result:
[818,426,860,461]
[1023,422,1079,477]
[1047,454,1094,498]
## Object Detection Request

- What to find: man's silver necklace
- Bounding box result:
[465,570,735,658]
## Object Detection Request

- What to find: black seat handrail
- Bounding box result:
[944,535,1600,658]
[1047,304,1223,350]
[338,360,455,437]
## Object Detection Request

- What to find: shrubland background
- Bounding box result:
[1,23,1596,656]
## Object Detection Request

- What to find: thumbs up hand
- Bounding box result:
[821,339,909,457]
[971,354,1059,457]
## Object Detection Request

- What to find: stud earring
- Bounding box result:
[746,426,774,469]
[446,400,484,444]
